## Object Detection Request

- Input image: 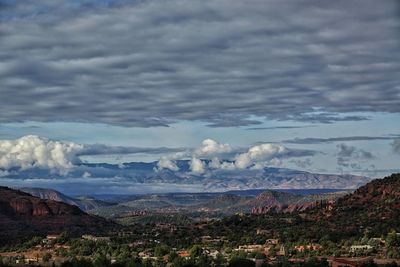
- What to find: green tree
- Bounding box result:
[42,252,52,263]
[387,230,400,248]
[93,253,110,267]
[255,252,266,259]
[228,258,255,267]
[154,245,170,257]
[189,245,203,258]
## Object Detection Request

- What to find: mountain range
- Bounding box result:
[85,162,371,190]
[6,163,371,194]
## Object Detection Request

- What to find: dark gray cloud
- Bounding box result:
[336,143,374,169]
[286,113,370,124]
[80,144,185,156]
[246,126,313,131]
[285,135,400,144]
[1,0,400,127]
[289,158,313,169]
[392,139,400,154]
[337,144,374,159]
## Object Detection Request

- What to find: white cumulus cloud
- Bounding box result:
[0,135,83,174]
[156,156,180,172]
[194,139,233,157]
[156,139,315,172]
[190,157,205,174]
[234,144,288,169]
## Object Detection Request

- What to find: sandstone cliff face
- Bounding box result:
[0,186,115,245]
[250,190,345,215]
[2,191,81,217]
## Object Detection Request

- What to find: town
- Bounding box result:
[1,227,400,267]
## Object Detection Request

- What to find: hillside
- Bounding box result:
[327,173,400,236]
[90,188,348,219]
[196,190,347,215]
[201,173,400,243]
[0,187,115,246]
[20,188,114,211]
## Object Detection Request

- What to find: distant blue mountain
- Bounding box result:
[3,160,371,194]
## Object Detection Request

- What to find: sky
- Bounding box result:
[0,0,400,194]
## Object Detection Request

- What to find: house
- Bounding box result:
[256,229,270,235]
[277,245,286,256]
[138,251,153,258]
[177,251,190,258]
[45,235,60,240]
[42,234,60,244]
[294,244,322,252]
[206,250,220,258]
[237,245,265,252]
[266,239,279,245]
[350,245,373,253]
[82,235,110,242]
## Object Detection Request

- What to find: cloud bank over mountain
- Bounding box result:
[0,135,182,174]
[155,139,315,173]
[0,136,314,175]
[0,135,389,194]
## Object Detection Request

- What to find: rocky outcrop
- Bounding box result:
[0,186,116,245]
[20,187,115,211]
[250,190,345,214]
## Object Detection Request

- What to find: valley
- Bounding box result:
[1,174,399,267]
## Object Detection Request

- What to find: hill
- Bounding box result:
[194,189,348,215]
[200,173,400,244]
[90,188,348,219]
[19,187,115,211]
[327,173,400,237]
[0,187,115,246]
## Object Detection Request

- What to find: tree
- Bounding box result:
[93,253,110,267]
[255,252,266,259]
[42,252,52,263]
[228,258,255,267]
[387,230,400,248]
[154,245,170,257]
[214,253,226,267]
[189,245,203,258]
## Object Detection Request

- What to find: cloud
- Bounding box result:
[155,139,235,172]
[1,0,400,127]
[246,126,313,131]
[156,139,316,172]
[156,156,179,171]
[189,157,205,174]
[337,144,374,159]
[287,112,370,124]
[336,143,375,169]
[392,139,400,154]
[194,139,233,157]
[155,151,188,171]
[0,135,83,174]
[80,144,184,155]
[234,143,315,169]
[285,135,400,144]
[290,158,313,169]
[234,144,287,169]
[0,135,186,174]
